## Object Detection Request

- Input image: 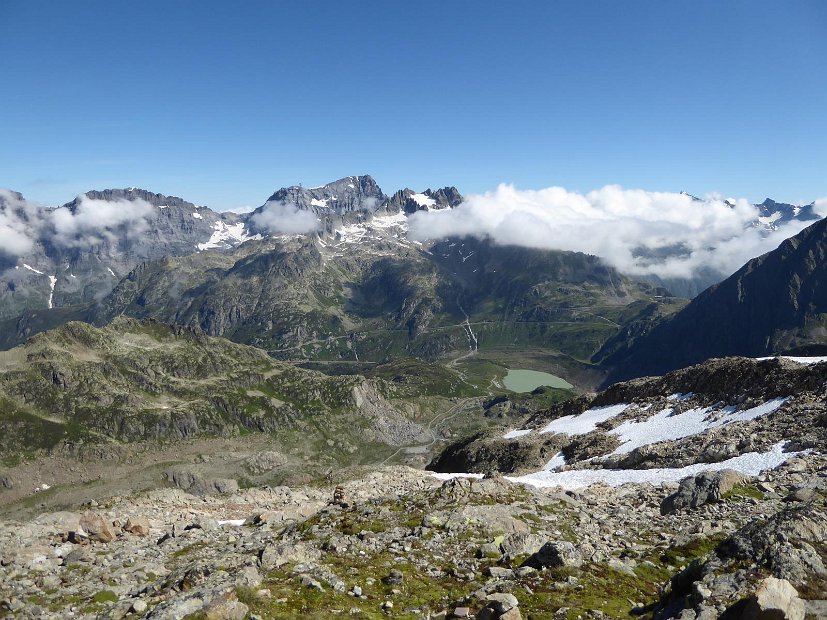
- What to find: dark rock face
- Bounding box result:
[599,216,827,383]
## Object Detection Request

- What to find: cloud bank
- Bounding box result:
[408,184,827,279]
[0,189,40,256]
[51,195,154,246]
[251,200,320,234]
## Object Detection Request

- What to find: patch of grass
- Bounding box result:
[170,541,209,560]
[91,590,118,604]
[722,484,763,501]
[658,534,727,568]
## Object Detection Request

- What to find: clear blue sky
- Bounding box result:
[1,1,825,210]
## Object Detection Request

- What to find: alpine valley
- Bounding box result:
[0,176,825,620]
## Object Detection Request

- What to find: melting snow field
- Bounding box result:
[539,403,630,436]
[430,472,485,481]
[503,429,533,440]
[196,221,259,251]
[505,442,803,490]
[411,193,435,208]
[608,397,788,455]
[757,356,827,365]
[334,212,409,245]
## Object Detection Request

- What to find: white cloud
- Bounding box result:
[0,189,41,256]
[250,200,320,234]
[50,195,154,246]
[408,184,824,279]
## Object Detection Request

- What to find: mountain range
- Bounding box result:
[1,176,821,381]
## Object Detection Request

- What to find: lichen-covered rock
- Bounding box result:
[660,469,744,515]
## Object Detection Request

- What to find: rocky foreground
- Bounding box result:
[0,453,824,620]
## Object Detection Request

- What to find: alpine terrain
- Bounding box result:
[0,175,825,620]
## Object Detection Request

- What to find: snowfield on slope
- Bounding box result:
[432,442,805,490]
[608,397,788,455]
[504,442,803,489]
[196,221,260,251]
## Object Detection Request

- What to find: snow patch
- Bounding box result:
[22,263,45,275]
[430,472,485,481]
[757,356,827,365]
[507,442,803,490]
[192,212,203,219]
[540,403,630,436]
[608,397,788,455]
[411,193,436,208]
[311,198,329,209]
[757,211,783,227]
[217,519,246,527]
[47,275,57,309]
[543,452,567,471]
[196,221,259,251]
[107,268,116,277]
[503,429,532,440]
[333,212,409,245]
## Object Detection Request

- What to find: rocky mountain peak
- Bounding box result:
[61,188,205,212]
[383,186,464,214]
[264,175,386,216]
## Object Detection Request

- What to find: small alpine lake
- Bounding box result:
[502,368,574,392]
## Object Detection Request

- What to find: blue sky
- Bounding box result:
[1,1,825,210]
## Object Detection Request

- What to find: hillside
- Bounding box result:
[0,355,823,619]
[596,216,827,383]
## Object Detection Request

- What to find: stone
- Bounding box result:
[382,569,404,585]
[477,542,503,560]
[79,511,116,543]
[260,542,320,569]
[236,566,262,588]
[524,541,583,569]
[124,516,150,536]
[784,487,815,503]
[131,600,148,614]
[661,470,743,515]
[741,577,805,620]
[300,574,324,591]
[486,566,515,579]
[486,592,519,613]
[500,533,545,558]
[204,599,249,620]
[500,609,523,620]
[452,607,471,618]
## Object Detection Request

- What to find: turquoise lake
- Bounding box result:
[502,368,573,392]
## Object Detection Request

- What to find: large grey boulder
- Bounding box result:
[661,469,743,515]
[523,541,583,569]
[164,467,238,496]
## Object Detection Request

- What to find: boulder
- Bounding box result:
[79,512,116,543]
[123,516,150,536]
[523,541,583,569]
[741,577,805,620]
[661,469,743,515]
